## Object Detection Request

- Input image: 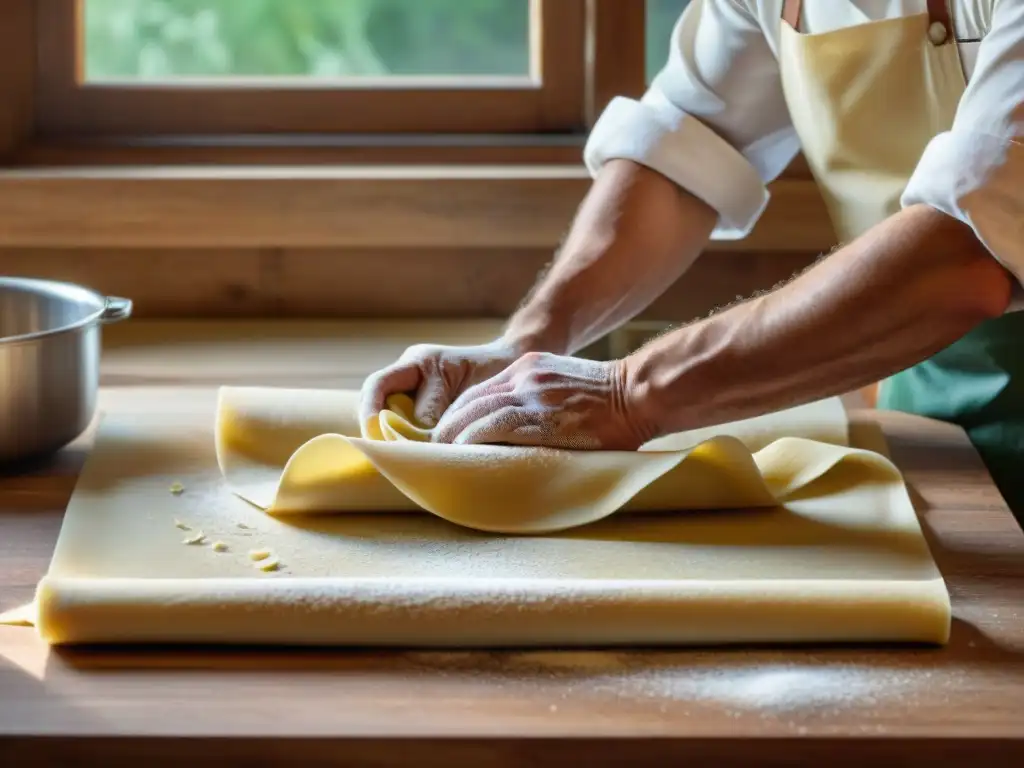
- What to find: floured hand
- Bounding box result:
[432,352,651,450]
[360,340,519,436]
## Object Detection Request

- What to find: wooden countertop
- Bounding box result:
[2,321,1024,767]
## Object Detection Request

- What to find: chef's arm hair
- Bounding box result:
[501,159,719,356]
[621,203,1014,438]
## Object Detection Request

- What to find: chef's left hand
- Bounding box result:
[431,352,652,450]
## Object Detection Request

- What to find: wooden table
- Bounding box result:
[2,321,1024,767]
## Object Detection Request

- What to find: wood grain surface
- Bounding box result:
[0,168,835,252]
[0,248,820,324]
[1,321,1022,767]
[0,0,34,159]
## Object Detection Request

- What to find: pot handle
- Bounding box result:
[100,296,133,324]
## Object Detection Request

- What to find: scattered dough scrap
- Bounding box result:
[248,549,271,562]
[169,482,185,495]
[212,541,228,553]
[174,519,191,530]
[182,531,206,545]
[257,558,281,572]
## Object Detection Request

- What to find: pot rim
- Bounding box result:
[0,277,133,346]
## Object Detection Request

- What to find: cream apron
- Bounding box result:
[778,0,1024,519]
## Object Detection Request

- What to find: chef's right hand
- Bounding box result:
[359,340,519,436]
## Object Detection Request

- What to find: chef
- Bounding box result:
[361,1,1024,514]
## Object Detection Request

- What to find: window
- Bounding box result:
[36,0,588,136]
[82,0,533,80]
[0,0,829,256]
[30,0,708,140]
[646,0,692,82]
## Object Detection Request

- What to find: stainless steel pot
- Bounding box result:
[0,277,132,463]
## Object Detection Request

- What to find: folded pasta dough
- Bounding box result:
[215,387,899,534]
[33,576,951,647]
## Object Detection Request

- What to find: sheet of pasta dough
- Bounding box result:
[25,388,950,647]
[214,388,860,532]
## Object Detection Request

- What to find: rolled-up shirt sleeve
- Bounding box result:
[902,0,1024,285]
[584,0,800,240]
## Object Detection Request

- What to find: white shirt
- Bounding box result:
[584,0,1024,283]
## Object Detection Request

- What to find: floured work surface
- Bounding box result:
[29,393,950,647]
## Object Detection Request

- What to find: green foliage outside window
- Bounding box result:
[84,0,690,82]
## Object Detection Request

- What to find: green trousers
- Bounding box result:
[878,313,1024,524]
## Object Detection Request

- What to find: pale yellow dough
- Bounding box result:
[215,387,861,534]
[2,388,951,647]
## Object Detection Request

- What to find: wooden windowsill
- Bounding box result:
[11,135,814,175]
[11,135,591,167]
[0,163,834,251]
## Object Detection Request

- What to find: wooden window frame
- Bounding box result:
[0,0,829,254]
[8,0,649,155]
[35,0,593,137]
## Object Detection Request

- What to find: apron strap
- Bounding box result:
[927,0,953,38]
[781,0,801,30]
[784,1,951,36]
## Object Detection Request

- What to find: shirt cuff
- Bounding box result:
[584,96,769,240]
[902,130,1024,286]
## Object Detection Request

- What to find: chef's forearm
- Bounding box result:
[502,159,718,356]
[624,204,1014,439]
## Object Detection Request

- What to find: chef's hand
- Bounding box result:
[432,352,652,450]
[359,340,520,435]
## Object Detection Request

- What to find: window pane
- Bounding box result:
[83,0,531,80]
[645,0,691,83]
